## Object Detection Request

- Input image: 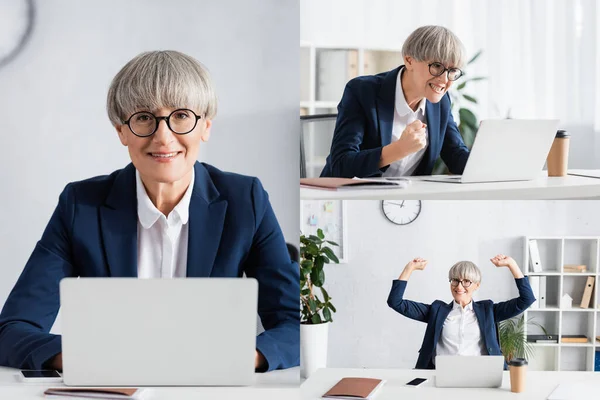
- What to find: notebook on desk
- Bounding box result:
[300,177,409,190]
[322,377,385,399]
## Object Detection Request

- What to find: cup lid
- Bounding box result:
[509,358,528,366]
[556,130,570,138]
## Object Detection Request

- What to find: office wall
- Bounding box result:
[320,200,600,368]
[0,0,298,309]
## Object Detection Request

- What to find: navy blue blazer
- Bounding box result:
[0,162,299,372]
[320,66,470,178]
[387,278,535,370]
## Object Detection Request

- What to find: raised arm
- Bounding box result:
[387,258,432,323]
[490,254,535,322]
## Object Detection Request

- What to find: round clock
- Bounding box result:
[381,200,422,225]
[0,0,36,69]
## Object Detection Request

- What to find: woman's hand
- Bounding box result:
[406,257,428,271]
[379,120,427,168]
[490,254,524,279]
[399,257,427,280]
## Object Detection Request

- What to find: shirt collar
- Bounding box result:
[453,300,474,311]
[395,67,426,117]
[136,168,195,229]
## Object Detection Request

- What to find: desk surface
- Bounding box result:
[0,366,301,399]
[300,171,600,200]
[301,368,600,399]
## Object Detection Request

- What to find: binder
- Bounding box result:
[529,240,543,272]
[529,276,540,309]
[580,276,595,308]
[539,276,547,308]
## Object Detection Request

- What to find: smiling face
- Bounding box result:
[116,107,211,184]
[448,261,482,306]
[404,57,455,104]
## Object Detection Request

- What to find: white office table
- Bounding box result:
[0,366,301,399]
[301,368,600,399]
[300,171,600,200]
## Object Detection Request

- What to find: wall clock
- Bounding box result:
[381,200,422,225]
[0,0,36,69]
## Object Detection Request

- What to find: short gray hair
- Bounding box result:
[448,261,482,283]
[402,25,466,69]
[106,50,218,126]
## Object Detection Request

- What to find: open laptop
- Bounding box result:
[60,278,258,386]
[435,355,504,388]
[424,119,560,183]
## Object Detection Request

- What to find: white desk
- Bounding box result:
[301,171,600,200]
[0,366,301,399]
[301,368,600,399]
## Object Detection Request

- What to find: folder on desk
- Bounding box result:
[300,177,409,190]
[322,377,385,399]
[44,387,144,399]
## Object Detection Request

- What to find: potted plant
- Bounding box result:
[299,228,339,378]
[499,315,547,363]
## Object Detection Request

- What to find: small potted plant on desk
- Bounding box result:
[499,315,547,363]
[300,228,339,379]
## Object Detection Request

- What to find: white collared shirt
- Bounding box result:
[435,301,486,360]
[382,68,429,177]
[136,169,194,279]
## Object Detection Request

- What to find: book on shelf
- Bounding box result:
[300,177,409,191]
[322,377,386,399]
[527,334,558,343]
[561,335,588,343]
[563,264,587,273]
[579,276,595,308]
[528,240,543,273]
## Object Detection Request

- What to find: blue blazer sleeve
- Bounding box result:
[493,277,536,322]
[439,107,469,175]
[242,178,300,371]
[387,280,431,323]
[0,185,75,369]
[325,84,384,178]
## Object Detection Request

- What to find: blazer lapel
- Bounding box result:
[186,162,228,277]
[99,163,138,277]
[376,66,402,147]
[433,301,453,348]
[473,302,489,350]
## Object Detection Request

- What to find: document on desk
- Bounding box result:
[44,387,145,399]
[322,377,385,399]
[300,177,410,190]
[547,383,600,399]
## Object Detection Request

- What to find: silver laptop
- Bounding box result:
[60,278,258,386]
[435,355,504,388]
[424,119,560,183]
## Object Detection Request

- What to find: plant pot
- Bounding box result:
[300,322,329,379]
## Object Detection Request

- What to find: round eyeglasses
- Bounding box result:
[122,109,203,137]
[428,62,464,81]
[450,278,473,288]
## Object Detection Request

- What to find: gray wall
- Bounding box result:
[320,200,600,369]
[0,0,299,307]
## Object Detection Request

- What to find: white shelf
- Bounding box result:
[523,236,600,372]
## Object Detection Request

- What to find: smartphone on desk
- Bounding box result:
[19,370,62,383]
[405,377,427,387]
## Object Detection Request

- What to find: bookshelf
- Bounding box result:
[523,236,600,372]
[300,42,403,177]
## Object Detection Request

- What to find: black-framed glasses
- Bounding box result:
[122,108,203,137]
[428,62,464,81]
[450,278,473,288]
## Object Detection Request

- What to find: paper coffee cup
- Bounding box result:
[508,358,528,393]
[547,130,570,177]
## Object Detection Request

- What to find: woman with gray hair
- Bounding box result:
[0,51,299,373]
[387,255,535,369]
[321,25,471,178]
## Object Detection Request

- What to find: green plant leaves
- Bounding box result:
[468,49,483,65]
[322,247,339,263]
